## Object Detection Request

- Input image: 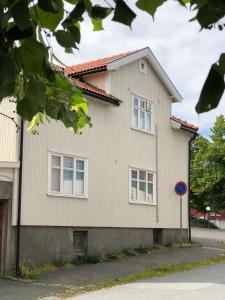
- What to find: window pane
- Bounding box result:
[148,173,153,182]
[139,170,146,180]
[146,113,151,132]
[147,183,153,202]
[139,181,146,202]
[64,156,73,168]
[140,111,145,130]
[132,170,138,179]
[52,155,61,167]
[63,170,73,194]
[51,168,60,192]
[133,97,138,107]
[147,101,151,112]
[131,180,137,201]
[76,171,84,194]
[140,100,146,109]
[132,109,138,128]
[76,160,84,171]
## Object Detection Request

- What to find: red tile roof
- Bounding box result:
[65,51,135,75]
[71,79,120,105]
[171,115,198,131]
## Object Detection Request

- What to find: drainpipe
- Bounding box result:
[188,132,197,243]
[15,119,24,276]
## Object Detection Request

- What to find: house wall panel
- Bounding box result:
[0,100,19,162]
[21,59,190,229]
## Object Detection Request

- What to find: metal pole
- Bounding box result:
[180,195,182,247]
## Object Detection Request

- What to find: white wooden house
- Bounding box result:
[0,47,198,273]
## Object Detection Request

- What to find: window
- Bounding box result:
[139,60,147,74]
[132,95,153,133]
[130,168,156,205]
[48,152,88,198]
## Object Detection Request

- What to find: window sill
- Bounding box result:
[129,200,156,206]
[47,192,88,199]
[131,127,154,136]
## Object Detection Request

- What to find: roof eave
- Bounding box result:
[180,125,198,134]
[82,90,121,107]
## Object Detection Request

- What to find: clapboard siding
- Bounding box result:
[20,59,190,229]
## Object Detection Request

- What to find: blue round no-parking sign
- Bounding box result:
[175,181,187,196]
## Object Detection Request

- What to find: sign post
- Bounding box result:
[175,181,187,247]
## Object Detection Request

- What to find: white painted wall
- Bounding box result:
[0,99,19,162]
[18,58,191,229]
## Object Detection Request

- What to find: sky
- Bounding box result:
[52,0,225,137]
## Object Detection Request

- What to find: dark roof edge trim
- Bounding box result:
[70,66,107,78]
[82,90,120,107]
[180,125,198,134]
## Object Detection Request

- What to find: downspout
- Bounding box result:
[16,119,24,276]
[188,132,197,242]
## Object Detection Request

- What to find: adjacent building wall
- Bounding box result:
[20,59,191,230]
[0,99,19,162]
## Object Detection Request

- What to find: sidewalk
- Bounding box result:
[0,245,224,300]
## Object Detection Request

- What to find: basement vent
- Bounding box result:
[73,231,88,253]
[153,229,162,246]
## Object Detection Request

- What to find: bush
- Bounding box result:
[191,219,219,229]
[122,248,137,256]
[135,245,150,254]
[73,254,103,264]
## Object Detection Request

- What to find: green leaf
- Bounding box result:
[112,0,136,27]
[17,75,46,120]
[54,30,76,47]
[136,0,167,17]
[16,38,47,76]
[27,113,43,132]
[219,53,225,72]
[33,0,64,31]
[196,63,225,113]
[55,72,76,91]
[63,0,85,25]
[38,0,60,13]
[11,0,31,30]
[91,5,112,19]
[92,18,104,31]
[5,25,33,41]
[68,25,81,43]
[0,50,18,94]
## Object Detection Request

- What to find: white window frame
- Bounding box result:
[132,94,153,134]
[139,59,147,74]
[129,167,156,205]
[48,151,88,198]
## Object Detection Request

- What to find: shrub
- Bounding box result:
[135,245,149,254]
[123,248,137,256]
[191,219,219,229]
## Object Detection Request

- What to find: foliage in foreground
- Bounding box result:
[1,1,225,133]
[190,115,225,212]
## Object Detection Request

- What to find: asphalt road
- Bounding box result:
[70,262,225,300]
[192,227,225,241]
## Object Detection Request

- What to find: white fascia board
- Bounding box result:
[171,119,181,130]
[107,47,182,103]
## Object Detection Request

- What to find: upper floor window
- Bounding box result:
[48,152,88,198]
[132,95,153,133]
[130,168,156,205]
[139,59,147,74]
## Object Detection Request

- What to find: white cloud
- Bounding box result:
[52,0,225,136]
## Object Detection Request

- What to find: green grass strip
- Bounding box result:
[60,253,225,298]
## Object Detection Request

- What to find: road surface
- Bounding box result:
[192,228,225,241]
[70,262,225,300]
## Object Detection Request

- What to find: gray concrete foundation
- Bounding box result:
[19,226,188,267]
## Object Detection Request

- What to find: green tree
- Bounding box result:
[0,0,225,133]
[191,115,225,213]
